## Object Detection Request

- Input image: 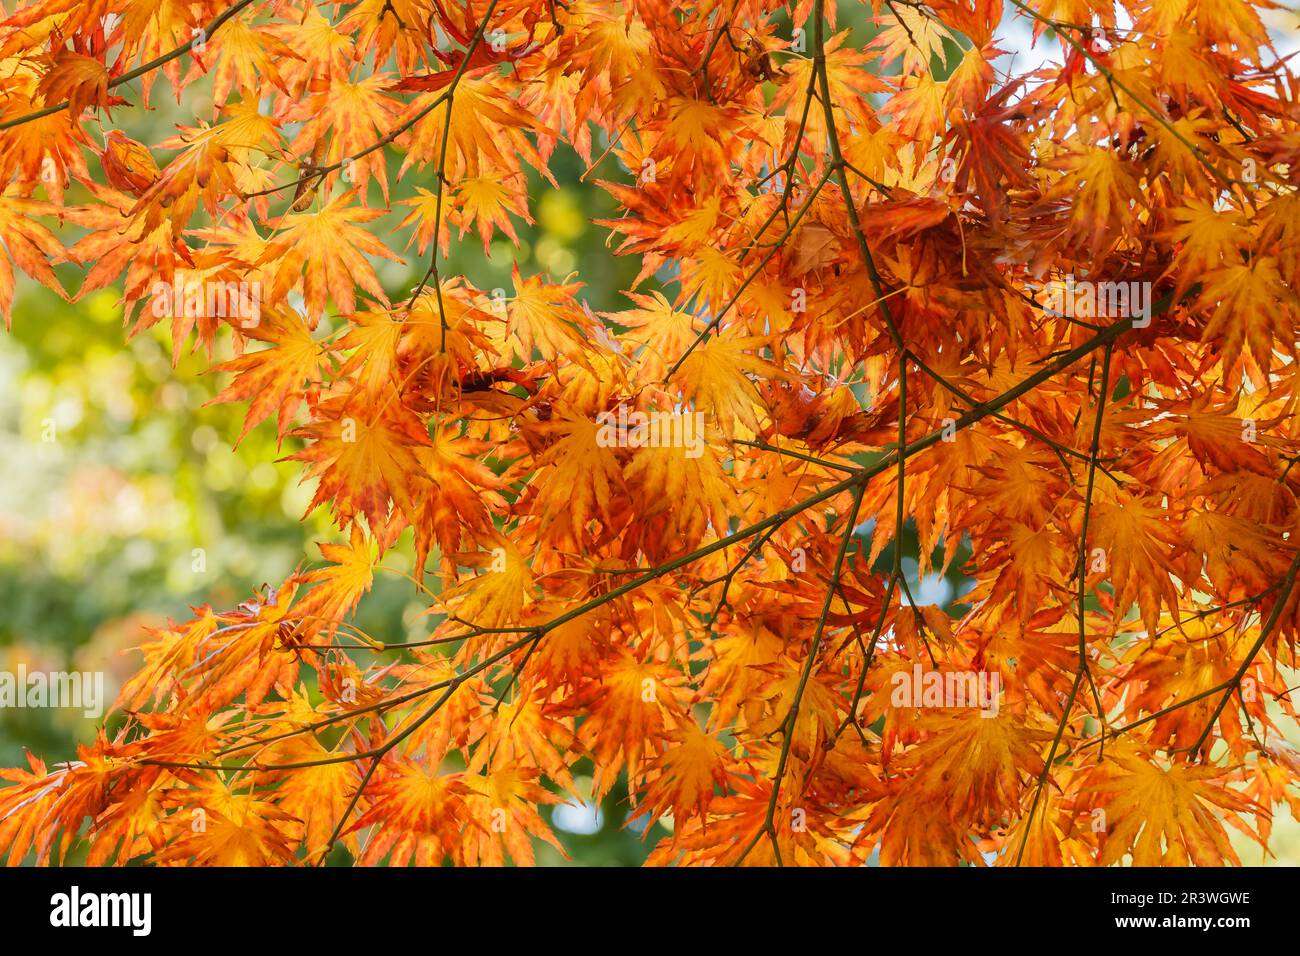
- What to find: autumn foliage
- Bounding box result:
[2,0,1300,867]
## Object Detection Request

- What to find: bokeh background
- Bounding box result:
[2,1,1298,865]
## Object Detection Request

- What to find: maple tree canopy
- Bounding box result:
[1,0,1300,868]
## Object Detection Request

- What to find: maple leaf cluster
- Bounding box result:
[2,0,1300,867]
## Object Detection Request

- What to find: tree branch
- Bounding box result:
[0,0,263,130]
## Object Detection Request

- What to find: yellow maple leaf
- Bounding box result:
[1085,746,1256,865]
